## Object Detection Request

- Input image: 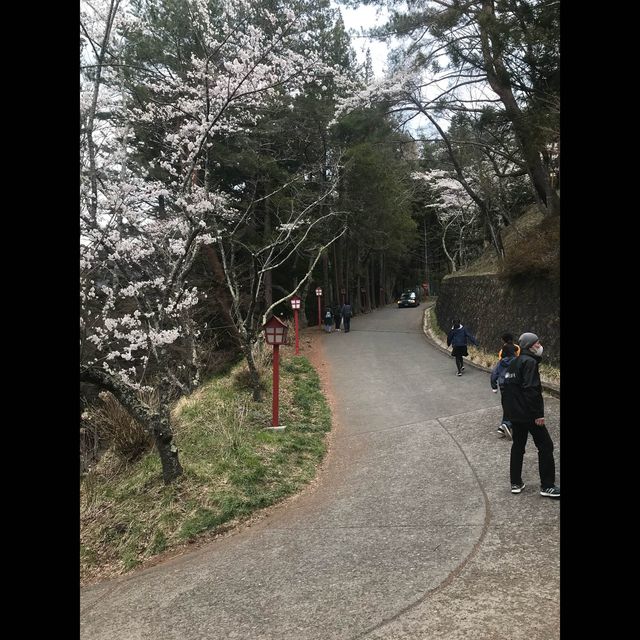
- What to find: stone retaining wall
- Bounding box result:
[434,274,560,366]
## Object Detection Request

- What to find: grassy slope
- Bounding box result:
[80,354,331,584]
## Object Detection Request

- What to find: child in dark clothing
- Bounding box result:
[324,307,333,333]
[498,333,520,359]
[446,320,478,376]
[491,336,518,439]
[332,303,342,331]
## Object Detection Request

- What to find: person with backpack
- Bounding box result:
[502,332,560,499]
[332,302,342,332]
[341,301,353,332]
[490,341,518,439]
[446,320,478,376]
[498,332,520,359]
[323,306,333,333]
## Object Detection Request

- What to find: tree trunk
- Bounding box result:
[79,366,183,484]
[442,226,456,273]
[333,243,340,308]
[240,341,263,402]
[299,254,315,327]
[379,253,385,306]
[485,211,505,258]
[423,219,429,294]
[366,258,373,311]
[322,251,330,306]
[355,244,361,313]
[203,245,236,329]
[479,0,559,216]
[263,205,273,309]
[150,410,183,484]
[345,237,351,306]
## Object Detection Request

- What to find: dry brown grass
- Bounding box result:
[84,390,155,464]
[500,213,559,283]
[454,205,559,284]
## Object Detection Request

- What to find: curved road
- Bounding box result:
[81,305,560,639]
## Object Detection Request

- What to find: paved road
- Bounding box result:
[80,305,560,639]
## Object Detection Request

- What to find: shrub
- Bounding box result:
[85,391,154,463]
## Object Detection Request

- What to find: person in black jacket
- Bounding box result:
[332,302,342,332]
[446,320,478,376]
[503,332,560,499]
[341,302,352,333]
[490,346,517,439]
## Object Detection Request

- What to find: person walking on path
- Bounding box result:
[341,301,353,333]
[447,320,478,376]
[324,306,333,333]
[332,302,342,332]
[503,332,560,499]
[490,340,517,439]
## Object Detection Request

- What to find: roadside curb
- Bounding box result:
[421,304,560,400]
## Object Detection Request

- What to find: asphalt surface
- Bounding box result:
[80,305,560,640]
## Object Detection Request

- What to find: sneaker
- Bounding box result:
[457,371,462,376]
[540,486,560,499]
[496,426,505,437]
[511,482,525,494]
[492,388,498,393]
[501,424,513,440]
[461,366,465,371]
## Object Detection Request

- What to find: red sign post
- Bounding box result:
[290,295,301,355]
[262,316,289,431]
[315,287,322,331]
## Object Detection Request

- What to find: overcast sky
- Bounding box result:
[337,3,390,78]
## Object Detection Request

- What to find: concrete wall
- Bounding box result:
[434,274,560,366]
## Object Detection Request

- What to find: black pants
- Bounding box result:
[335,316,341,330]
[455,355,464,372]
[510,420,555,488]
[343,316,351,332]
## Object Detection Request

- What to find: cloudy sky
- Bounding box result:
[337,3,390,78]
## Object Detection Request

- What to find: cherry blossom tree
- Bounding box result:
[80,0,348,482]
[412,169,481,273]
